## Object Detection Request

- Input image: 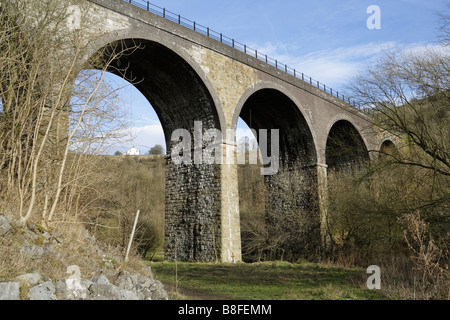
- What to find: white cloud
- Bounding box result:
[247,41,449,92]
[251,41,399,89]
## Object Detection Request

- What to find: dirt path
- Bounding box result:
[161,282,245,300]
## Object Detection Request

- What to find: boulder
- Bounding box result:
[114,271,168,300]
[148,280,169,300]
[0,282,20,300]
[91,274,111,286]
[28,281,56,300]
[88,283,139,300]
[115,270,138,291]
[55,278,92,300]
[0,216,12,236]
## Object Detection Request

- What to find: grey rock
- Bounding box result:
[55,278,92,300]
[16,273,41,286]
[149,280,169,300]
[94,269,115,280]
[20,245,54,258]
[13,217,26,228]
[28,281,56,300]
[137,275,154,288]
[117,288,140,300]
[140,287,153,300]
[114,271,168,300]
[115,271,136,291]
[0,282,20,300]
[91,274,110,285]
[24,229,39,241]
[88,283,138,300]
[89,281,140,301]
[0,216,12,236]
[89,283,119,300]
[41,231,51,240]
[27,223,37,231]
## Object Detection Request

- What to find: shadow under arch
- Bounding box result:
[234,86,321,261]
[232,81,319,164]
[83,36,226,262]
[379,138,398,158]
[79,28,226,136]
[326,120,370,171]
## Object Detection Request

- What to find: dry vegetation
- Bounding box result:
[81,155,166,260]
[334,42,450,299]
[0,0,133,226]
[0,0,148,282]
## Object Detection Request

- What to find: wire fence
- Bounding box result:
[123,0,368,112]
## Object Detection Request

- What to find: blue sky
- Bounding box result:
[107,0,448,154]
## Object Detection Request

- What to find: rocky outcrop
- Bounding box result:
[0,282,20,300]
[0,216,13,236]
[0,215,168,300]
[0,266,168,300]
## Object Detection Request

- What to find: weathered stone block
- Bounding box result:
[0,282,20,300]
[0,216,12,236]
[28,281,56,300]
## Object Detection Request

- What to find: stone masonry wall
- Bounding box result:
[164,159,222,262]
[264,164,321,258]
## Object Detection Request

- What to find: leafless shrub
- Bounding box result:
[0,0,136,227]
[402,211,449,299]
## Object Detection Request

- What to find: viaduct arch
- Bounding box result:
[13,0,389,262]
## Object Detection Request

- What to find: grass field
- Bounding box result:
[148,260,387,300]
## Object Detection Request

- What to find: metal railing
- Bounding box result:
[123,0,365,111]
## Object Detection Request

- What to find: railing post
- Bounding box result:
[194,21,196,31]
[285,65,288,73]
[255,50,258,59]
[302,73,304,81]
[207,27,209,37]
[275,60,278,68]
[163,8,165,18]
[232,39,234,48]
[265,55,268,63]
[178,14,181,24]
[244,45,246,53]
[220,33,222,42]
[294,69,296,77]
[147,1,149,11]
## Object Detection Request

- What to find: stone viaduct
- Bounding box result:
[16,0,395,263]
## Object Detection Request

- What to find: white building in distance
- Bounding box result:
[123,146,140,156]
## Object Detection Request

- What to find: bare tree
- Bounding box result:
[0,0,134,226]
[338,18,450,299]
[350,45,450,206]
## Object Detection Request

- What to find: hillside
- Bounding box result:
[0,213,168,300]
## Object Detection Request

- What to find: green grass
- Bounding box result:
[148,260,387,300]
